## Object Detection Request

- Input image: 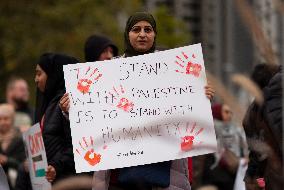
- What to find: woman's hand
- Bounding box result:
[204,82,215,100]
[46,165,56,183]
[59,93,70,113]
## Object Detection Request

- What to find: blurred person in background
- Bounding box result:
[243,64,282,190]
[215,104,248,160]
[5,77,33,132]
[200,103,248,190]
[0,103,26,190]
[84,34,118,62]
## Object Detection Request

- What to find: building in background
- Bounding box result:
[145,0,283,104]
[145,0,202,43]
[145,0,255,83]
[251,0,284,65]
[201,0,255,87]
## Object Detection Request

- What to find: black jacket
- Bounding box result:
[263,69,282,157]
[42,93,75,181]
[0,132,26,172]
[0,131,26,190]
[243,67,283,190]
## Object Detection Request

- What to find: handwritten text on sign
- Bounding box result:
[63,43,217,173]
[23,123,51,190]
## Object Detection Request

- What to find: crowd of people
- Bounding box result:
[0,12,282,190]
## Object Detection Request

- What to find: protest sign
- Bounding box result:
[23,123,51,190]
[233,158,248,190]
[64,43,217,173]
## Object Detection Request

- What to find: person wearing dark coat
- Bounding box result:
[243,64,283,190]
[261,66,283,189]
[0,104,26,190]
[5,77,34,130]
[34,53,78,184]
[263,67,282,155]
[84,35,118,62]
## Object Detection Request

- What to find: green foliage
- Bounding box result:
[0,1,190,104]
[154,6,191,49]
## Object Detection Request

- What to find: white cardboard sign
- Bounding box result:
[23,123,51,190]
[64,43,217,173]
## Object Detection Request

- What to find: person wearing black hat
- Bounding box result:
[34,53,78,184]
[84,35,118,62]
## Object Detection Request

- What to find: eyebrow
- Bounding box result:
[132,25,152,28]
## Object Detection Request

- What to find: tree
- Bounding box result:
[154,5,191,49]
[0,1,190,103]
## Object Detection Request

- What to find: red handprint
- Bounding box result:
[76,66,102,94]
[175,52,202,77]
[83,149,101,166]
[181,136,194,151]
[108,85,134,112]
[75,136,104,166]
[180,122,204,151]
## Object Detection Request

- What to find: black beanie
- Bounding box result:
[84,35,118,62]
[124,12,157,57]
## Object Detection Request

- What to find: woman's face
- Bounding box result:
[0,114,13,133]
[35,64,48,92]
[128,21,155,53]
[98,46,114,61]
[221,104,233,122]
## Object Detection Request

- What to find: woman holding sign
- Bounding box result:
[34,53,78,184]
[92,12,214,190]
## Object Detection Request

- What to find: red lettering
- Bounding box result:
[28,132,44,155]
[28,135,35,155]
[37,132,44,150]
